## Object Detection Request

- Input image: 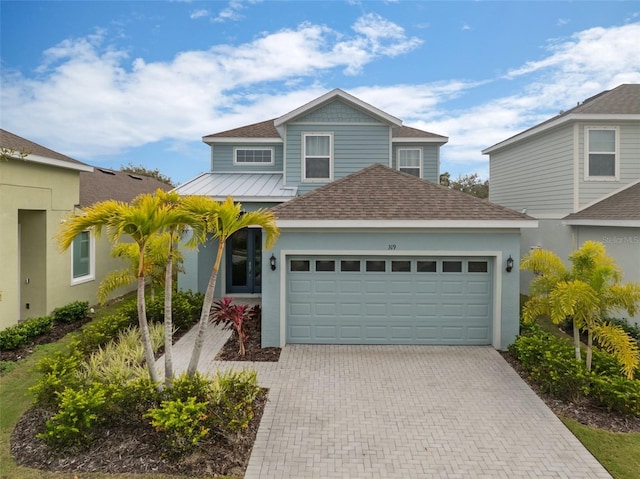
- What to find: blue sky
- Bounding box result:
[2,1,639,185]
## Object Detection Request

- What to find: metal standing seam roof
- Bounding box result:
[174,172,298,201]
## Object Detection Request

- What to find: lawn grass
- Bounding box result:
[562,418,640,479]
[0,295,238,479]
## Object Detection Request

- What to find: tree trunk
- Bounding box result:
[586,330,593,371]
[163,238,174,388]
[137,248,161,386]
[187,240,225,376]
[572,319,581,360]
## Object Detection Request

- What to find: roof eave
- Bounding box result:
[202,137,283,144]
[563,219,640,227]
[276,219,538,229]
[482,113,640,155]
[393,137,449,144]
[24,153,93,172]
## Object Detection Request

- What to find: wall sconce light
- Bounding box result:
[506,255,514,273]
[270,254,277,271]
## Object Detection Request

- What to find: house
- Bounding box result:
[176,89,535,349]
[483,84,640,324]
[0,129,171,329]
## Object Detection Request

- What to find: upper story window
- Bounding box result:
[234,148,274,165]
[397,148,421,177]
[71,230,95,285]
[585,127,618,180]
[303,133,332,182]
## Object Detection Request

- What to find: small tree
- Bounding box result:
[120,162,174,186]
[521,241,640,378]
[439,172,489,199]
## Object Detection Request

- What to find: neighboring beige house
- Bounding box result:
[483,84,640,324]
[0,129,171,330]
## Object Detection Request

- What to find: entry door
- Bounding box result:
[226,228,262,294]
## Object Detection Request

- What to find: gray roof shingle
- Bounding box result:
[0,129,89,168]
[79,168,172,207]
[272,164,531,221]
[564,182,640,221]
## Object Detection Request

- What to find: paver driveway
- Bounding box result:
[167,326,612,478]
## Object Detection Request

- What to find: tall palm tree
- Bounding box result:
[521,241,640,378]
[181,196,279,376]
[56,191,203,386]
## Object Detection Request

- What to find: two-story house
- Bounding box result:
[0,129,172,330]
[483,84,640,324]
[176,89,535,349]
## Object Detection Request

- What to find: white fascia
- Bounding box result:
[563,219,640,227]
[276,219,538,229]
[203,137,283,144]
[393,137,449,144]
[25,154,93,172]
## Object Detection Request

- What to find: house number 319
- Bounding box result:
[388,244,396,250]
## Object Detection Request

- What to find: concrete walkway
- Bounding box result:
[161,325,612,479]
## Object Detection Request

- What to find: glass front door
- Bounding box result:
[226,228,262,294]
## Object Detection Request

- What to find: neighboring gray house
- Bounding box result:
[177,89,535,349]
[483,84,640,324]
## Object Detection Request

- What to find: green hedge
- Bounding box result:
[0,316,54,351]
[509,324,640,417]
[52,301,89,324]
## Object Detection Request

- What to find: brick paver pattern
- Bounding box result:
[161,324,612,479]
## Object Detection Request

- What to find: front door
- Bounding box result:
[226,228,262,294]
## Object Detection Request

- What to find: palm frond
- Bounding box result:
[97,269,137,304]
[594,322,640,379]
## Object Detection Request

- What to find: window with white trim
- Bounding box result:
[397,148,421,177]
[71,230,95,284]
[585,127,618,180]
[234,148,274,165]
[303,133,332,181]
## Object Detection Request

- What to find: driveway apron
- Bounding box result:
[166,330,611,478]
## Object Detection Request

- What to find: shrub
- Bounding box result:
[211,297,249,356]
[52,301,89,324]
[38,382,108,448]
[0,316,54,351]
[30,347,84,407]
[209,368,260,435]
[112,376,161,419]
[591,375,640,417]
[168,372,213,403]
[510,329,592,401]
[144,290,204,330]
[145,397,210,455]
[74,312,134,353]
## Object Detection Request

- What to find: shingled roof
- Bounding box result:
[272,164,532,223]
[79,168,172,207]
[0,129,91,170]
[564,181,640,223]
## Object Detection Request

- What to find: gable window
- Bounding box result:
[303,133,332,181]
[71,230,95,284]
[397,148,421,177]
[586,127,618,180]
[234,148,274,165]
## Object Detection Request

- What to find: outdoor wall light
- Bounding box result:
[270,254,277,271]
[506,255,514,273]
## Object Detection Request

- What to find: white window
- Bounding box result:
[303,133,332,181]
[234,148,274,165]
[585,127,618,180]
[71,230,95,284]
[397,148,422,177]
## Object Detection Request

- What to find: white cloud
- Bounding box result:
[0,15,422,157]
[190,9,209,19]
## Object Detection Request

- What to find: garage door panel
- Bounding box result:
[287,256,492,345]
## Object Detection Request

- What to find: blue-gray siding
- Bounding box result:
[392,143,440,183]
[212,143,284,172]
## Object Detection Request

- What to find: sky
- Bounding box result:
[1,1,639,186]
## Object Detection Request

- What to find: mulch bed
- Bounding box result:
[7,310,279,477]
[500,350,640,433]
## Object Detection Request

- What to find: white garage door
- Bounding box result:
[286,256,493,344]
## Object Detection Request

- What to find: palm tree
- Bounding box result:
[521,241,640,378]
[56,190,203,387]
[181,196,279,376]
